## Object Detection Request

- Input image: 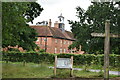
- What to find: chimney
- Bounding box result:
[54,21,59,28]
[48,19,52,27]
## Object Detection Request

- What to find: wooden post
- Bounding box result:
[91,20,120,79]
[23,60,26,66]
[54,56,57,76]
[6,56,9,63]
[104,20,110,79]
[70,56,73,77]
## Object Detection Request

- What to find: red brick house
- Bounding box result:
[30,14,84,54]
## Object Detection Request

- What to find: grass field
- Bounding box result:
[2,61,120,78]
[2,62,53,78]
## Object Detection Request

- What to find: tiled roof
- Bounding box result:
[30,25,76,41]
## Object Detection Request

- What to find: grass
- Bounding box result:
[74,70,103,78]
[2,62,53,78]
[51,69,103,78]
[2,61,120,78]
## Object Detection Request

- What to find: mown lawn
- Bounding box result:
[2,61,120,78]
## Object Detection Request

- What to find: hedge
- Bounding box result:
[2,51,120,67]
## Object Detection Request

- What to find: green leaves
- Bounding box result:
[2,52,120,67]
[25,2,43,23]
[69,2,120,54]
[2,2,43,51]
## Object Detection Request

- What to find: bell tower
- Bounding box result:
[58,13,65,32]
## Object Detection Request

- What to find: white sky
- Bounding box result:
[30,0,91,31]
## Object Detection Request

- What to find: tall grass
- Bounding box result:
[2,62,53,78]
[2,62,120,78]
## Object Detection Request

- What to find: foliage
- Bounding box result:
[25,2,43,23]
[7,48,20,52]
[68,2,120,54]
[2,2,43,51]
[2,52,120,68]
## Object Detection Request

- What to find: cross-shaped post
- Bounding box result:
[91,20,120,79]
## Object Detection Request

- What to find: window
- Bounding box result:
[55,48,57,53]
[36,38,39,42]
[68,41,69,44]
[44,38,47,41]
[70,41,72,44]
[64,49,66,53]
[60,48,62,53]
[64,41,66,44]
[40,38,42,44]
[60,40,62,47]
[61,40,62,44]
[55,39,57,43]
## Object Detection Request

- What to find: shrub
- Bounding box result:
[2,51,120,68]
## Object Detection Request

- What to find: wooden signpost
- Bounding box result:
[54,56,73,77]
[91,20,120,79]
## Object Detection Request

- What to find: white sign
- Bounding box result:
[56,58,72,68]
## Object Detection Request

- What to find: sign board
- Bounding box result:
[54,56,73,76]
[56,58,72,68]
[91,33,105,37]
[91,33,120,38]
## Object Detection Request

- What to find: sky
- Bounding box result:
[30,0,91,31]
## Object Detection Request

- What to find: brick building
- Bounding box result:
[30,14,84,54]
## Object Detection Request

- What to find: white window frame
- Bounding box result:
[55,39,57,43]
[68,41,69,44]
[64,49,66,53]
[64,41,66,44]
[61,40,62,44]
[55,48,57,53]
[60,48,62,53]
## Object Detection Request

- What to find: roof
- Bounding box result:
[30,25,76,41]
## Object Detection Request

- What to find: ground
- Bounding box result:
[2,61,120,79]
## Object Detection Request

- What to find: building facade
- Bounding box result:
[30,14,84,54]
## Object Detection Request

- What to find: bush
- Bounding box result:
[8,48,20,52]
[2,51,120,67]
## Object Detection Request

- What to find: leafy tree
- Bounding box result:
[2,2,43,51]
[68,2,120,54]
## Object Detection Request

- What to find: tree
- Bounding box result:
[68,2,120,54]
[2,2,43,51]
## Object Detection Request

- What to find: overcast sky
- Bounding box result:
[30,0,91,31]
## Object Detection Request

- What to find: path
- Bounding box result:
[49,66,120,76]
